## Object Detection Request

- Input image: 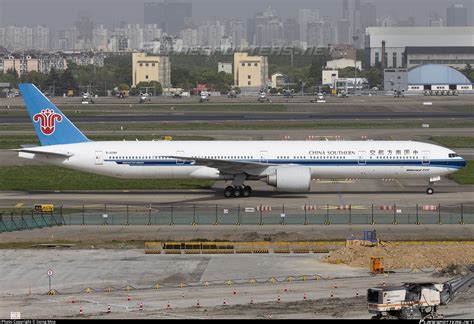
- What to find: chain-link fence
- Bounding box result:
[1,203,473,232]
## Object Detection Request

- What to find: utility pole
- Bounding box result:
[353,8,359,96]
[353,35,358,95]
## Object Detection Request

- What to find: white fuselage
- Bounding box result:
[19,140,465,181]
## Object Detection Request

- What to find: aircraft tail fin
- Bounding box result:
[19,83,90,146]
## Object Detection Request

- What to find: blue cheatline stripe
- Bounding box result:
[104,159,465,169]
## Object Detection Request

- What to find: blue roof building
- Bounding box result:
[408,64,472,85]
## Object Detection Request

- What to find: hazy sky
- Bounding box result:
[0,0,472,32]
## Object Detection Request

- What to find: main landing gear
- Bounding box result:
[224,186,252,198]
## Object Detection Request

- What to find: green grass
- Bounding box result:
[449,161,474,184]
[74,120,474,131]
[0,166,214,191]
[3,119,474,132]
[431,136,474,148]
[0,135,214,149]
[0,104,287,115]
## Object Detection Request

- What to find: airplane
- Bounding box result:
[16,83,466,198]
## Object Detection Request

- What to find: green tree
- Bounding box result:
[308,48,330,86]
[118,83,130,91]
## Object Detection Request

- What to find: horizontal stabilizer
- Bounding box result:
[12,148,74,158]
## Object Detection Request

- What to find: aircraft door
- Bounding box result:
[358,151,367,165]
[176,150,185,165]
[95,151,103,165]
[260,150,268,164]
[422,151,430,165]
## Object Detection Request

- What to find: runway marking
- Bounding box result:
[14,203,24,208]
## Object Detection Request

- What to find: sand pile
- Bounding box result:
[326,243,474,270]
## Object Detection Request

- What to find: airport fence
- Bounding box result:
[1,203,473,232]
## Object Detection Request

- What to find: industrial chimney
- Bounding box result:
[381,40,386,68]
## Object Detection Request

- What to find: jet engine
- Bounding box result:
[265,167,312,192]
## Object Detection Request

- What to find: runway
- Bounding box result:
[1,176,473,208]
[2,111,474,124]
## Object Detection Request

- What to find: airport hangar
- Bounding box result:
[383,64,473,93]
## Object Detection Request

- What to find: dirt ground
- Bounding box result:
[326,243,474,269]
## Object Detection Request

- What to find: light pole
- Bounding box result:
[352,35,359,95]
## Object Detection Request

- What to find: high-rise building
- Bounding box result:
[197,21,225,48]
[246,18,256,46]
[298,9,320,45]
[125,24,144,50]
[32,26,50,50]
[283,18,300,47]
[143,24,162,43]
[307,22,322,47]
[353,0,363,48]
[337,19,350,44]
[256,17,283,47]
[342,0,349,20]
[229,21,246,49]
[360,2,376,30]
[92,25,108,51]
[252,7,284,47]
[320,16,335,47]
[181,28,198,48]
[144,1,192,35]
[75,17,94,42]
[337,0,351,45]
[446,4,468,27]
[0,29,5,48]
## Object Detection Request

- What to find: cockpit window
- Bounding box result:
[448,153,459,158]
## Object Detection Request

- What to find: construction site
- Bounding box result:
[1,225,473,320]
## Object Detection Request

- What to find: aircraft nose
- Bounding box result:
[460,158,467,168]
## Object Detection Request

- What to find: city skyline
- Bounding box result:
[1,0,473,31]
[0,0,473,53]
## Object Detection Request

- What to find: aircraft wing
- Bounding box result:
[165,156,274,175]
[13,148,74,158]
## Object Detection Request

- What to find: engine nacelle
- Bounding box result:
[265,167,312,192]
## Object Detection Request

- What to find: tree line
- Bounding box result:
[4,50,471,96]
